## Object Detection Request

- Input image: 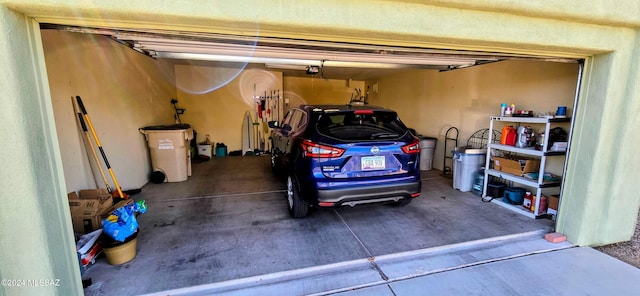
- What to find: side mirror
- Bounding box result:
[268,121,279,128]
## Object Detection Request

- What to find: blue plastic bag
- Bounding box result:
[102,200,147,242]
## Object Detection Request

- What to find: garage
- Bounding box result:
[38,23,581,295]
[3,1,640,296]
[40,25,581,195]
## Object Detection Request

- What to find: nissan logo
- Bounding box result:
[370,146,380,154]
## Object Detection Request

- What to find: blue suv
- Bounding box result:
[269,105,422,218]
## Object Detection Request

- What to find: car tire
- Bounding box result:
[390,198,412,207]
[287,175,309,218]
[270,148,278,171]
[270,141,283,176]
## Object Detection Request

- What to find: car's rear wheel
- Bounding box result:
[287,175,309,218]
[270,148,277,170]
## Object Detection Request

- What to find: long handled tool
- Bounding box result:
[72,97,112,193]
[75,96,126,200]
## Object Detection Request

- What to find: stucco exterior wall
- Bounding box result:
[1,1,639,294]
[0,7,82,296]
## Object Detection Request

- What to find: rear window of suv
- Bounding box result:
[316,110,408,141]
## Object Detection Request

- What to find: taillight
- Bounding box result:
[354,110,374,115]
[300,140,345,158]
[401,138,421,154]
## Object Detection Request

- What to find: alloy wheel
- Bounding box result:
[287,176,294,210]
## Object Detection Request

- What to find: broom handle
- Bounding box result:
[77,112,112,193]
[75,96,125,199]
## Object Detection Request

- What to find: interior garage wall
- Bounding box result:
[175,65,283,152]
[283,76,365,109]
[41,30,178,191]
[173,71,363,153]
[370,60,579,172]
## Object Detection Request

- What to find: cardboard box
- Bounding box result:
[492,156,540,176]
[103,199,134,217]
[69,192,134,234]
[68,189,113,234]
[548,194,560,210]
[550,142,568,152]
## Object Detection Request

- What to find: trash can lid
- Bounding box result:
[141,124,191,130]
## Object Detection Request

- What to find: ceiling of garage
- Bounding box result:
[42,24,580,81]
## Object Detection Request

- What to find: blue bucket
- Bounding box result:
[503,187,526,205]
[215,146,227,157]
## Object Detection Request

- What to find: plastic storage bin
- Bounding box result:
[452,148,487,192]
[486,182,506,198]
[419,137,437,170]
[503,187,526,205]
[215,143,227,157]
[140,124,193,182]
[197,144,212,158]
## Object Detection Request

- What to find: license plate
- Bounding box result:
[361,156,385,170]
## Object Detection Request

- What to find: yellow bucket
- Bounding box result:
[103,237,137,265]
[99,231,139,265]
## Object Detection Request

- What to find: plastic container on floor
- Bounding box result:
[197,144,212,158]
[452,148,487,192]
[486,182,506,198]
[419,137,437,170]
[98,231,138,265]
[215,143,227,157]
[471,168,485,196]
[139,124,193,182]
[504,187,527,205]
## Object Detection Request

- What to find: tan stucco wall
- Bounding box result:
[2,1,640,294]
[175,64,283,152]
[41,30,178,192]
[283,76,365,109]
[174,68,362,153]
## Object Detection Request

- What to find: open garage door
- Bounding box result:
[39,24,584,295]
[42,24,581,78]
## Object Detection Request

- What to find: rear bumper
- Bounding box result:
[312,180,421,207]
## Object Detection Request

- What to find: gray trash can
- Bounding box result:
[140,124,193,182]
[452,147,486,192]
[420,137,437,170]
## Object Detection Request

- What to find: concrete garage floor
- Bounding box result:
[83,155,556,295]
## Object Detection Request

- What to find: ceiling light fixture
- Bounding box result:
[135,38,487,69]
[264,64,309,71]
[155,52,323,67]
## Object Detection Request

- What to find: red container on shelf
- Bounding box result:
[500,126,517,146]
[522,191,534,211]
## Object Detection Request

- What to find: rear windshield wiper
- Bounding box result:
[370,132,399,139]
